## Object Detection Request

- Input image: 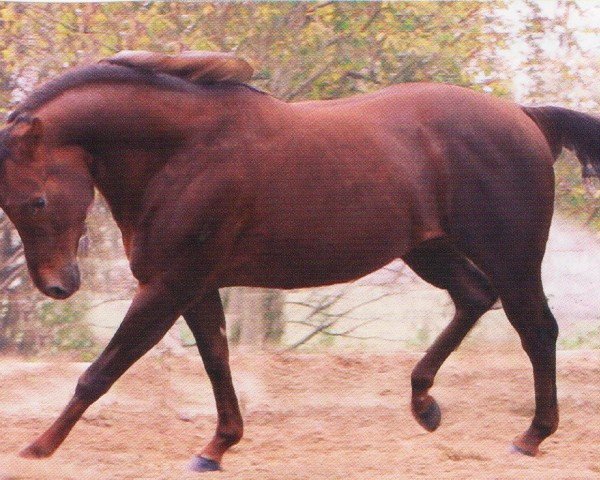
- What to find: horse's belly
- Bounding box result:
[223,142,424,288]
[226,206,412,289]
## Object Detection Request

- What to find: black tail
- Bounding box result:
[521,105,600,178]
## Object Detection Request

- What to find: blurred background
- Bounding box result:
[1,0,599,358]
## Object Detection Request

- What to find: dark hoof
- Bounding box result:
[189,456,222,472]
[412,399,441,432]
[510,439,538,457]
[19,444,52,459]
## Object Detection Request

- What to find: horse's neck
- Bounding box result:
[63,85,284,233]
[90,149,165,233]
[45,90,182,225]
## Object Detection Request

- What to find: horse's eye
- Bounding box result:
[31,196,47,211]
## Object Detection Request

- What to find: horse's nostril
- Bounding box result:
[47,286,69,299]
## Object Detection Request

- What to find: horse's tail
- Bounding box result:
[521,105,600,178]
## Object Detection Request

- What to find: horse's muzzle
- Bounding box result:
[39,264,81,299]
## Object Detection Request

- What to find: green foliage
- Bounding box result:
[0,1,507,116]
[554,152,600,229]
[405,323,431,349]
[38,299,96,356]
[559,326,600,350]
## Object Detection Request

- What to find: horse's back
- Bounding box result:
[289,83,556,272]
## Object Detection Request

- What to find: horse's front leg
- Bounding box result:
[184,290,243,472]
[19,281,180,459]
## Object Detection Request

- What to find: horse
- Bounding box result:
[1,51,599,472]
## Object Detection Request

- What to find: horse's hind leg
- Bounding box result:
[402,238,498,431]
[183,290,243,472]
[498,280,559,456]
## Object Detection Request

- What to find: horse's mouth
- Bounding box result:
[36,264,81,300]
[43,285,76,299]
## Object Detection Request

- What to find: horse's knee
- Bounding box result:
[542,305,559,342]
[203,357,232,379]
[518,321,559,356]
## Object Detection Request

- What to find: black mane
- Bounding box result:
[8,63,265,123]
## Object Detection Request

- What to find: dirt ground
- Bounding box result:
[1,349,599,480]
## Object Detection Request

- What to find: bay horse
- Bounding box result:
[1,51,599,472]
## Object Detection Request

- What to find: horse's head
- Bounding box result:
[0,116,94,299]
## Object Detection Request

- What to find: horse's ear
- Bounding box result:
[10,117,43,160]
[12,117,43,142]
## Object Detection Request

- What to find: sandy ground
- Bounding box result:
[1,349,599,480]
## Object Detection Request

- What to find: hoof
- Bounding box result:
[189,456,222,472]
[412,398,441,432]
[510,438,539,457]
[19,444,52,459]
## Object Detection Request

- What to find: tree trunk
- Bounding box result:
[226,288,285,346]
